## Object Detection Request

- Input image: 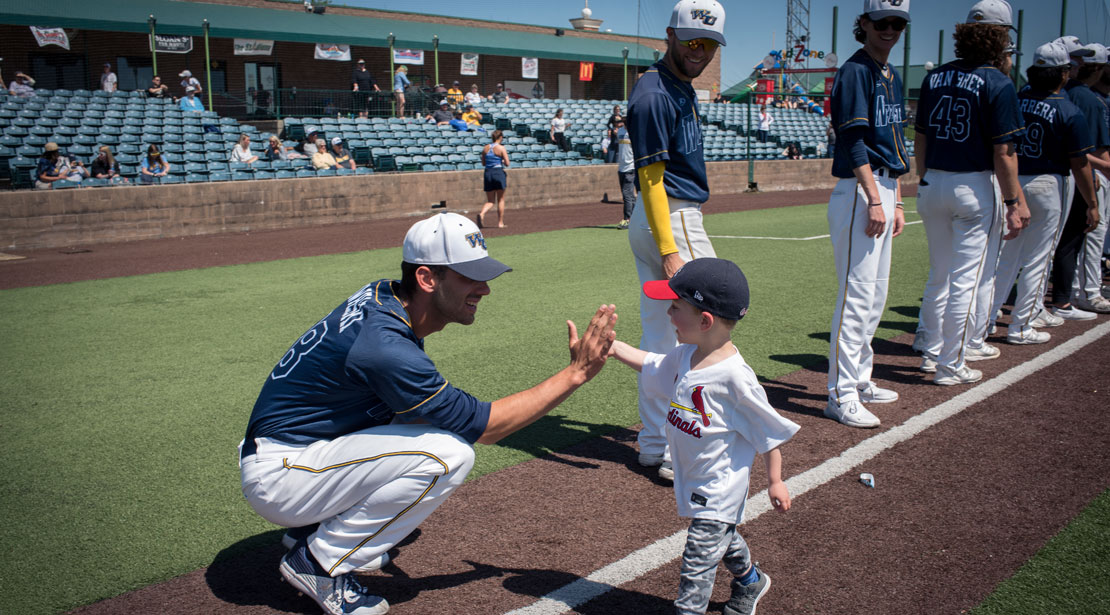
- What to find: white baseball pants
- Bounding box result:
[826,172,897,404]
[1075,170,1109,301]
[917,170,1003,371]
[628,194,715,456]
[240,424,475,576]
[990,174,1067,333]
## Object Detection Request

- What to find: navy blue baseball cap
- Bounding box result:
[643,258,750,320]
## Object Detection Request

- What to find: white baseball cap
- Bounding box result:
[965,0,1015,30]
[185,86,196,93]
[331,136,343,145]
[864,0,910,23]
[1083,43,1109,64]
[179,70,192,78]
[668,0,726,46]
[1032,42,1071,68]
[1055,35,1093,57]
[402,213,511,282]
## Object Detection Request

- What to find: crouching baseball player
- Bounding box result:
[239,213,616,615]
[609,258,799,615]
[824,0,912,429]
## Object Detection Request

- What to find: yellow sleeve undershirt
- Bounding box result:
[637,161,677,256]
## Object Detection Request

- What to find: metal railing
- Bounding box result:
[210,87,444,121]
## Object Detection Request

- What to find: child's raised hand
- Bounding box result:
[768,481,791,512]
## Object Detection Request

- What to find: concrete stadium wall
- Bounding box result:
[0,158,918,250]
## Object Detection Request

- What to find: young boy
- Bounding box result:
[609,258,799,615]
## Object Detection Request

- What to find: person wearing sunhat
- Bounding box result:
[239,212,616,615]
[180,86,204,113]
[139,144,170,184]
[35,142,74,189]
[625,0,726,481]
[179,69,202,97]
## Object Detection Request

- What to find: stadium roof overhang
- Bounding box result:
[0,0,660,66]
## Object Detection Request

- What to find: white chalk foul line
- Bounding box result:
[505,319,1110,615]
[709,219,922,241]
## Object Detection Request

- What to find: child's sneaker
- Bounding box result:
[1052,305,1097,321]
[723,567,771,615]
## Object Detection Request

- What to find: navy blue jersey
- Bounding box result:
[1064,80,1110,150]
[830,49,911,178]
[242,279,491,457]
[915,61,1025,172]
[627,61,708,203]
[1016,89,1093,176]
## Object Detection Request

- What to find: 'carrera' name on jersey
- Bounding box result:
[1019,97,1058,123]
[928,70,985,96]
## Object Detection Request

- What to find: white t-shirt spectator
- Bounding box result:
[229,144,255,163]
[464,91,483,106]
[758,110,774,131]
[101,72,118,92]
[551,117,568,134]
[617,127,634,173]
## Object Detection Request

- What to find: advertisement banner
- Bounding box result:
[150,35,193,54]
[315,44,351,61]
[460,53,478,76]
[30,27,69,50]
[578,62,594,81]
[393,49,425,65]
[522,57,538,79]
[234,39,274,56]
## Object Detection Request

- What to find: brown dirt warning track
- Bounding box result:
[4,186,1103,615]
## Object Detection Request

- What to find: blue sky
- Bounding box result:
[338,0,1109,89]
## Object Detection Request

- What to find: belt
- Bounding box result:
[873,167,892,178]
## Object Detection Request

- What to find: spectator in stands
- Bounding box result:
[91,145,127,184]
[425,100,454,125]
[329,137,356,170]
[101,63,118,92]
[34,142,75,189]
[393,66,410,118]
[825,123,836,158]
[8,71,35,98]
[606,105,624,131]
[352,59,380,119]
[465,84,483,106]
[139,145,170,184]
[758,104,774,143]
[180,70,202,97]
[449,110,471,132]
[297,128,321,156]
[781,142,802,160]
[311,139,339,169]
[602,126,619,163]
[265,135,305,161]
[550,108,572,152]
[462,104,483,128]
[492,83,509,104]
[230,134,260,166]
[477,129,510,228]
[180,86,204,112]
[147,75,170,99]
[615,118,635,229]
[447,80,464,108]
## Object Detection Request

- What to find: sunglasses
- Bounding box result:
[680,37,720,53]
[872,18,907,32]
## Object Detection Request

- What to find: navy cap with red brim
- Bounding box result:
[643,279,679,300]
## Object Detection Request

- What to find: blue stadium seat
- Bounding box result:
[208,172,231,182]
[253,170,275,180]
[185,173,208,183]
[160,175,184,184]
[316,168,337,177]
[275,170,297,179]
[232,171,254,181]
[52,179,81,189]
[296,169,316,178]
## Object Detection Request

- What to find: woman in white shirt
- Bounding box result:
[464,84,483,106]
[229,134,259,165]
[757,105,774,143]
[550,108,572,152]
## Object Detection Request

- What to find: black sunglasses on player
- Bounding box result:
[872,18,908,32]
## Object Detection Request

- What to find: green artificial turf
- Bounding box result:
[970,488,1110,615]
[0,199,945,613]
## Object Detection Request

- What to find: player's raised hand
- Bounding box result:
[567,304,617,382]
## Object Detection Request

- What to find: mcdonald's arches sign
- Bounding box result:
[579,62,594,81]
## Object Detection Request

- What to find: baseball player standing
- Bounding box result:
[914,0,1029,385]
[1057,42,1110,315]
[626,0,724,480]
[988,41,1098,344]
[824,0,911,429]
[239,213,617,615]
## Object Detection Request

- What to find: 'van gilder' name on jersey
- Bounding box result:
[1020,97,1058,123]
[928,69,985,96]
[874,93,904,128]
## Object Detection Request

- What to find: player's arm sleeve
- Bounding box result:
[832,64,872,134]
[987,81,1025,144]
[638,162,678,256]
[640,350,680,401]
[346,327,490,443]
[839,127,871,170]
[728,365,800,454]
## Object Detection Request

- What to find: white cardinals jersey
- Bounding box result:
[642,345,800,524]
